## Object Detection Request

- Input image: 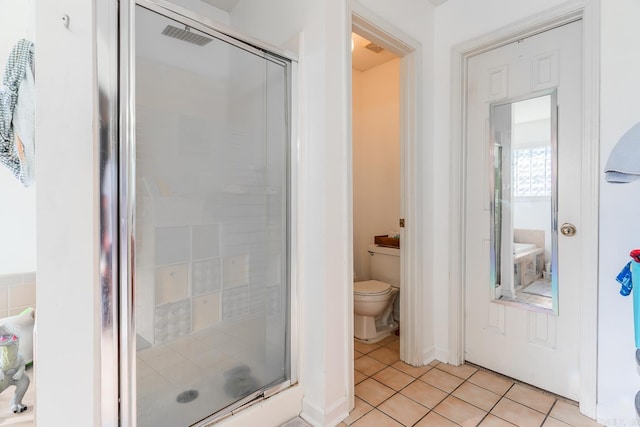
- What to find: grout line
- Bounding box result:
[541,400,559,426]
[466,361,577,419]
[427,380,477,426]
[374,404,414,427]
[411,367,494,425]
[342,397,373,425]
[352,345,588,427]
[353,356,440,426]
[394,376,447,410]
[380,363,494,426]
[476,383,517,426]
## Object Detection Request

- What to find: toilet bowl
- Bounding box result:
[354,280,399,343]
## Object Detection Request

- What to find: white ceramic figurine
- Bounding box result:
[0,325,29,413]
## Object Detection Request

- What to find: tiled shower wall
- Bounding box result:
[0,272,36,319]
[133,43,287,350]
[137,197,285,347]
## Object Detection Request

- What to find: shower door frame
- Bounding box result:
[98,1,299,425]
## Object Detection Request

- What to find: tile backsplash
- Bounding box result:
[0,272,36,318]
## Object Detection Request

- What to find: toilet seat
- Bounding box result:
[354,280,391,296]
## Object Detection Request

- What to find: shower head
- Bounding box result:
[161,25,213,46]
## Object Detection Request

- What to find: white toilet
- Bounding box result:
[354,244,400,343]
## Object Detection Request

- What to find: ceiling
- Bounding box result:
[202,0,447,13]
[351,32,399,72]
[200,0,241,13]
[513,95,552,124]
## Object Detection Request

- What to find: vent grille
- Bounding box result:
[161,25,212,46]
[365,42,384,53]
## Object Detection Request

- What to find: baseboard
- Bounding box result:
[301,395,349,427]
[325,396,349,427]
[424,346,456,366]
[422,345,436,365]
[434,347,450,364]
[301,397,323,427]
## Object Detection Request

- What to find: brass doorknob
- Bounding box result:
[560,223,576,237]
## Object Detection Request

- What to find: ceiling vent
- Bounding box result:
[364,42,384,53]
[161,25,212,46]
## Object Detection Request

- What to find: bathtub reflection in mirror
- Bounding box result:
[489,90,558,314]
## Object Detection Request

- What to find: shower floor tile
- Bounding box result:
[136,318,285,427]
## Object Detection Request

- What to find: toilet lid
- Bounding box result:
[354,280,391,296]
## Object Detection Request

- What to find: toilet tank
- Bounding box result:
[368,244,400,287]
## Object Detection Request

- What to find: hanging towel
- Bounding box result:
[605,122,640,183]
[12,44,35,187]
[0,39,35,186]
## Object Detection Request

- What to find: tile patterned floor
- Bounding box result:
[342,335,602,427]
[499,279,552,311]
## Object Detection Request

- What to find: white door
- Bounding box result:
[464,20,582,400]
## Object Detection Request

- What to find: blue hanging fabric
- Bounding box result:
[631,261,640,349]
[0,39,35,186]
[616,253,640,349]
[617,261,633,296]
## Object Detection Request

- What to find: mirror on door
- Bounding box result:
[489,90,558,314]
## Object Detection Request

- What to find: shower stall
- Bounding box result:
[99,1,295,425]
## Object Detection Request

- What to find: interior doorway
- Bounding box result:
[349,4,425,388]
[351,30,401,342]
[448,2,600,417]
[464,20,582,400]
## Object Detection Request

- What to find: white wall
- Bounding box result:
[0,273,36,319]
[597,0,640,423]
[36,0,100,424]
[513,119,552,259]
[352,58,401,282]
[0,0,36,275]
[164,0,230,24]
[514,119,551,145]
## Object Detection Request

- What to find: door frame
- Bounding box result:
[448,0,600,418]
[349,0,425,369]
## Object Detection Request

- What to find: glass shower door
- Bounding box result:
[132,4,290,426]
